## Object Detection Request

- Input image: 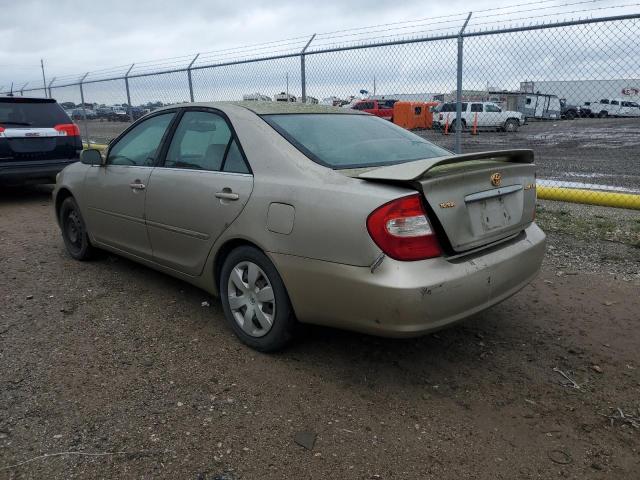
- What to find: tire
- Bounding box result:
[219,246,296,352]
[565,110,576,120]
[598,111,608,118]
[449,119,466,133]
[504,119,519,132]
[59,197,95,260]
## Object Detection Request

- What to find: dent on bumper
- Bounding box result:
[271,223,546,337]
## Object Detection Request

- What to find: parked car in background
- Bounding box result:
[579,102,593,117]
[0,96,82,185]
[54,102,545,352]
[559,99,579,119]
[587,98,640,117]
[111,109,129,121]
[71,107,97,120]
[351,99,398,120]
[619,100,640,117]
[434,102,525,132]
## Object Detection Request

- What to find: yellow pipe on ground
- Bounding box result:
[82,142,108,151]
[537,185,640,210]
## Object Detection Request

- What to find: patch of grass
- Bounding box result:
[536,206,640,247]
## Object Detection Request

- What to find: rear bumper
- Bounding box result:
[271,223,546,337]
[0,158,78,185]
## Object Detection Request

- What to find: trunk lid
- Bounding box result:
[357,150,537,253]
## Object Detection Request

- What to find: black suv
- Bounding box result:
[0,96,82,185]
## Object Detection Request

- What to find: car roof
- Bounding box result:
[154,101,363,115]
[0,96,57,103]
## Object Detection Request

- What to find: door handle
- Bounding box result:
[215,190,239,201]
[129,181,146,190]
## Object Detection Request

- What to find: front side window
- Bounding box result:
[108,112,175,166]
[263,113,449,170]
[611,100,619,105]
[485,104,502,113]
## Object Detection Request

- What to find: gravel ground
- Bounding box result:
[81,116,640,191]
[1,187,638,479]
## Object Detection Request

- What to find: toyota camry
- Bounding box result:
[53,102,546,351]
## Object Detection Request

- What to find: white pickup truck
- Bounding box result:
[434,101,525,132]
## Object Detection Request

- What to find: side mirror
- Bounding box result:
[80,148,104,166]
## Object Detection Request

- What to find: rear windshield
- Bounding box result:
[0,98,70,127]
[262,114,449,169]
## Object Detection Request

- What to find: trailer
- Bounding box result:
[488,91,561,120]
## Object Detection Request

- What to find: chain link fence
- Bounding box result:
[3,13,639,209]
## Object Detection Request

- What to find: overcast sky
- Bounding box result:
[1,0,637,90]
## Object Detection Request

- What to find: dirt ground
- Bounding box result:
[1,187,639,480]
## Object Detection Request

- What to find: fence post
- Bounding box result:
[455,12,472,154]
[20,82,28,97]
[125,64,135,122]
[47,77,56,100]
[187,54,200,102]
[79,73,90,147]
[300,34,316,104]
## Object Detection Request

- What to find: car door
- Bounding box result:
[144,109,254,276]
[484,103,502,126]
[470,103,484,126]
[82,111,176,259]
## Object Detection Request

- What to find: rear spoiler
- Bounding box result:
[357,149,534,182]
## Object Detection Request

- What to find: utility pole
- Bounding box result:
[40,59,47,98]
[286,73,289,101]
[373,75,376,96]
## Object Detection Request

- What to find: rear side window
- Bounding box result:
[164,111,251,174]
[0,98,70,127]
[263,113,449,170]
[440,103,467,112]
[223,140,250,174]
[165,111,231,171]
[470,103,483,112]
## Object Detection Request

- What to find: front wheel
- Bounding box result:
[59,197,95,260]
[219,246,296,352]
[504,119,519,132]
[598,111,608,118]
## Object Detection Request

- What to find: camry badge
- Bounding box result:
[490,172,502,187]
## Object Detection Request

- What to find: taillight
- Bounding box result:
[0,126,4,135]
[367,194,442,261]
[54,123,80,136]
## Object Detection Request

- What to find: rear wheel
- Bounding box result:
[59,197,95,260]
[449,119,466,132]
[504,119,519,132]
[598,110,608,118]
[219,246,296,352]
